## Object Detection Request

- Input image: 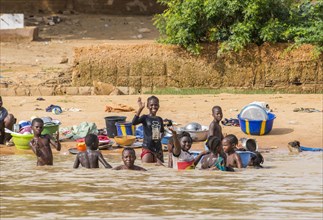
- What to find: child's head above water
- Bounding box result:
[85,133,99,150]
[31,118,44,136]
[178,131,193,152]
[222,134,238,153]
[147,96,159,115]
[122,147,136,168]
[212,106,223,122]
[206,136,222,154]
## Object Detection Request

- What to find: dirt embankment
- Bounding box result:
[72,43,322,94]
[0,13,322,96]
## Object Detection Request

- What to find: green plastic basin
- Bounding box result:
[11,133,34,150]
[41,124,59,136]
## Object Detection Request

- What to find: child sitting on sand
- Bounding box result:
[132,96,165,164]
[168,127,208,170]
[29,118,61,166]
[201,136,232,171]
[112,147,147,171]
[222,134,243,169]
[0,96,17,144]
[73,133,112,169]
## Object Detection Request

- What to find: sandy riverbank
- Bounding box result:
[0,94,322,156]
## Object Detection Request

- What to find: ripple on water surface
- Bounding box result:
[0,151,322,219]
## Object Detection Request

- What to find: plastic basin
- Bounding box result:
[114,135,136,146]
[41,124,59,136]
[11,133,34,150]
[161,135,172,145]
[238,113,276,135]
[236,151,255,168]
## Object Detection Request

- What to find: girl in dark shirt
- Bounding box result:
[132,96,164,164]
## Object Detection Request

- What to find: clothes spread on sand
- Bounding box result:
[75,135,110,143]
[132,115,164,154]
[221,118,240,127]
[46,104,63,113]
[0,107,8,122]
[172,150,195,170]
[105,104,135,113]
[60,122,98,140]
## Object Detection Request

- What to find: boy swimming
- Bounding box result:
[29,118,61,166]
[73,133,112,169]
[112,147,147,171]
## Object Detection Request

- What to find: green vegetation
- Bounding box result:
[145,87,322,95]
[154,0,323,54]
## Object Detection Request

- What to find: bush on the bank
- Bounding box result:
[154,0,323,54]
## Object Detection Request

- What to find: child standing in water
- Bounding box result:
[208,106,224,140]
[168,128,209,170]
[222,134,243,169]
[132,96,165,164]
[73,133,112,169]
[201,136,233,171]
[113,147,147,171]
[29,118,61,166]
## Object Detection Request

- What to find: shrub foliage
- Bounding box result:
[154,0,323,54]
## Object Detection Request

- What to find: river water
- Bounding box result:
[1,150,322,219]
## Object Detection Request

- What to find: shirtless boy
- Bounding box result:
[222,135,243,169]
[29,118,61,166]
[208,106,224,140]
[112,147,147,171]
[73,133,112,169]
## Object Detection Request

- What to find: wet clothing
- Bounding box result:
[132,114,164,154]
[172,150,195,170]
[214,156,226,171]
[141,148,164,163]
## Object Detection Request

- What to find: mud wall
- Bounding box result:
[72,43,322,93]
[0,0,165,15]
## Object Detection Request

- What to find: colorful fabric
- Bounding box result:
[61,122,98,140]
[214,156,226,171]
[46,104,62,113]
[172,150,195,170]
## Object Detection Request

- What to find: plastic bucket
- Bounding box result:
[105,116,126,138]
[116,121,136,136]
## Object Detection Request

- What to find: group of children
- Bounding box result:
[24,95,263,171]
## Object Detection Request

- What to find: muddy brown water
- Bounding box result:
[1,150,322,219]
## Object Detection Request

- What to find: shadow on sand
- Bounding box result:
[269,128,294,135]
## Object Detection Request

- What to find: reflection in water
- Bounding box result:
[1,151,322,219]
